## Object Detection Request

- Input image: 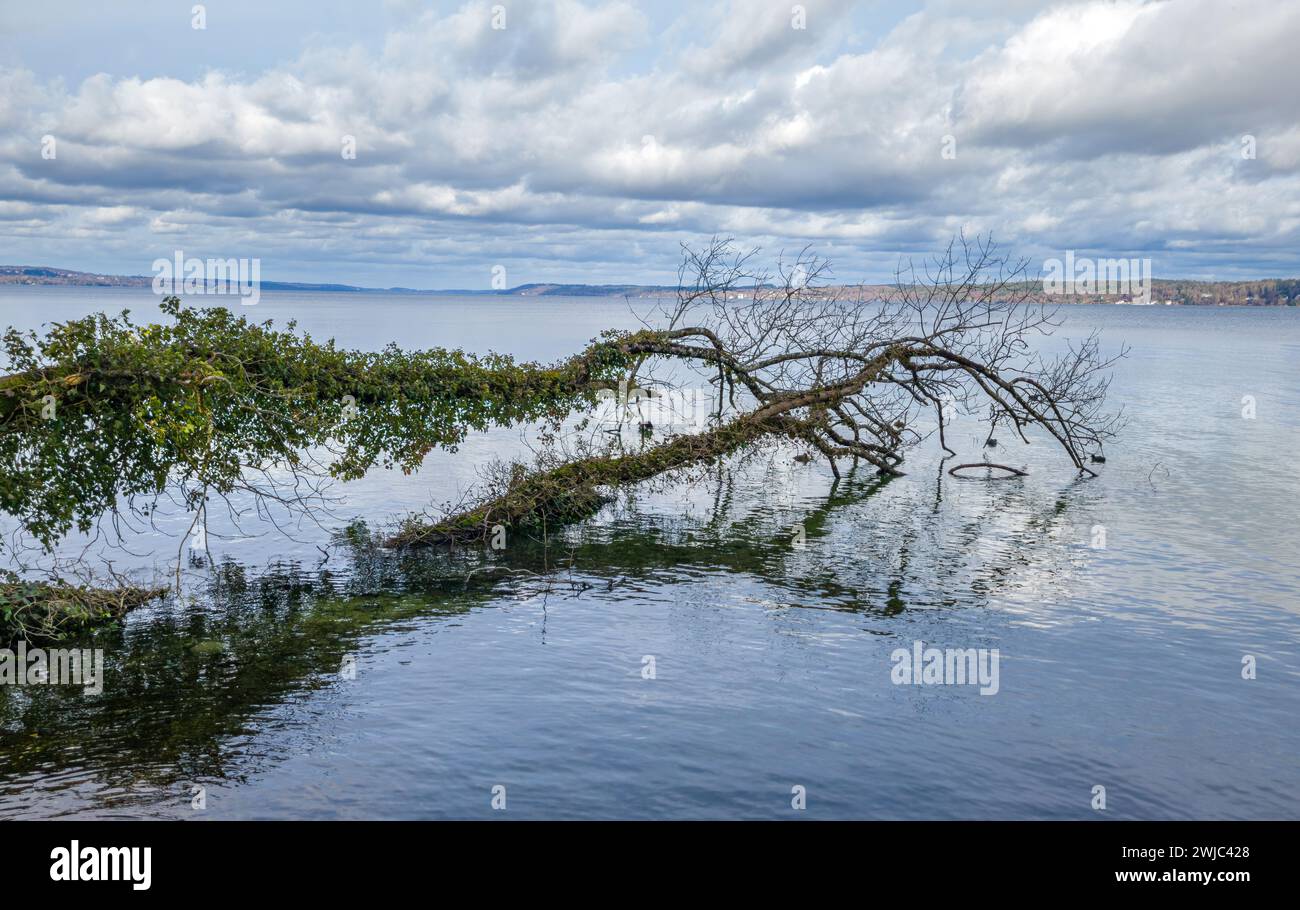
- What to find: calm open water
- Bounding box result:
[1,287,1297,819]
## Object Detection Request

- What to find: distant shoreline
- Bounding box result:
[1,265,1297,306]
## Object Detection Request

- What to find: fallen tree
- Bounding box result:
[392,233,1122,546]
[0,233,1120,636]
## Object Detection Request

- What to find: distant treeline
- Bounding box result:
[1152,278,1300,305]
[935,278,1300,306]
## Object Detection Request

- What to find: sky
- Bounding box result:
[1,0,1298,288]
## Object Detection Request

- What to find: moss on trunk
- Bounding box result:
[385,414,803,547]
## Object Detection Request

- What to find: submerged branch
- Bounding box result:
[0,571,167,644]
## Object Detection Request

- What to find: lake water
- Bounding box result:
[1,286,1298,819]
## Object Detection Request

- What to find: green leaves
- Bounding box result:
[0,298,635,555]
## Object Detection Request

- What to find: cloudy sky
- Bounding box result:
[2,0,1298,287]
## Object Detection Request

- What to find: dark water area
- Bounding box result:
[1,287,1297,819]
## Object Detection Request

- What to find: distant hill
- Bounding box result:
[0,266,676,297]
[2,265,1297,306]
[0,265,151,288]
[0,266,384,294]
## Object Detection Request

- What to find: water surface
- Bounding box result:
[1,287,1297,819]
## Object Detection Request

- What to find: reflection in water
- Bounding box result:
[0,458,1089,818]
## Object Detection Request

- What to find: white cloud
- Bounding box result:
[0,0,1297,285]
